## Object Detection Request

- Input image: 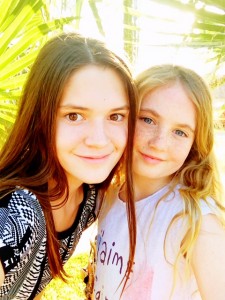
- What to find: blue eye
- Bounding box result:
[110,113,124,121]
[141,117,153,124]
[175,129,187,137]
[66,113,83,122]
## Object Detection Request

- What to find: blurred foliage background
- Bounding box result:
[1,1,224,298]
[41,253,88,299]
[0,0,225,148]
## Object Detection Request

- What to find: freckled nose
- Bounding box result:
[85,121,109,147]
[148,128,168,150]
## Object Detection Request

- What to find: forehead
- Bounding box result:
[61,65,129,109]
[141,82,196,124]
[142,82,191,106]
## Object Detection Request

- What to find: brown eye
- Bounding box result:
[110,113,124,121]
[66,113,83,122]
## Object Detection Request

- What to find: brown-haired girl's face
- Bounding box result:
[133,81,196,188]
[55,65,129,187]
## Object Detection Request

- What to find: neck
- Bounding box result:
[51,184,84,233]
[133,174,172,202]
[48,177,84,207]
[69,185,84,205]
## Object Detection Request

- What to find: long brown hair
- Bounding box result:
[0,33,137,280]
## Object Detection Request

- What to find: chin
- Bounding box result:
[84,174,111,185]
[86,179,106,185]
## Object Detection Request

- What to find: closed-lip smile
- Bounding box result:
[76,153,111,161]
[140,152,164,162]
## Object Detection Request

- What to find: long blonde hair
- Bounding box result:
[136,64,225,285]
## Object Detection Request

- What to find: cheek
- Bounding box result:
[134,133,144,150]
[134,131,141,146]
[55,127,80,158]
[175,141,194,163]
[111,123,128,149]
[55,126,71,148]
[134,126,151,147]
[118,127,128,149]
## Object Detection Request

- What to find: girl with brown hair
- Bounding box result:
[0,32,137,299]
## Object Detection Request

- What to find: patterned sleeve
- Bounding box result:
[0,189,46,275]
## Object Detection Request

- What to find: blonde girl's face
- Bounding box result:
[55,65,129,188]
[133,81,196,189]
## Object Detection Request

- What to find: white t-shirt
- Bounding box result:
[94,184,214,300]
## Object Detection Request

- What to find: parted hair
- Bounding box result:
[136,64,225,278]
[0,33,137,280]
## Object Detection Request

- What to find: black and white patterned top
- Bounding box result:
[0,184,97,299]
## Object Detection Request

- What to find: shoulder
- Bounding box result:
[0,188,45,235]
[0,188,46,275]
[175,185,218,215]
[1,187,44,212]
[191,213,225,299]
[199,197,218,216]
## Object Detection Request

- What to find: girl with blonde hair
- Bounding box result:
[95,64,225,299]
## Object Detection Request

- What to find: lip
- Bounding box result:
[140,152,164,164]
[76,153,111,163]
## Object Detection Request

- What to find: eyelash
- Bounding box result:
[140,117,188,137]
[140,117,154,125]
[110,113,125,121]
[174,129,187,137]
[66,113,83,122]
[65,113,125,122]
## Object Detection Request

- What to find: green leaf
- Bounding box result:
[88,0,105,36]
[0,0,76,148]
[0,17,75,70]
[74,0,85,29]
[0,113,15,123]
[0,0,43,55]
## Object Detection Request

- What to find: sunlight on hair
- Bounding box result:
[49,1,221,79]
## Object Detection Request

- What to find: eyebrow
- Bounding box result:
[140,107,195,133]
[59,105,130,111]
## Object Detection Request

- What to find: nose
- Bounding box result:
[85,120,109,148]
[148,127,168,151]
